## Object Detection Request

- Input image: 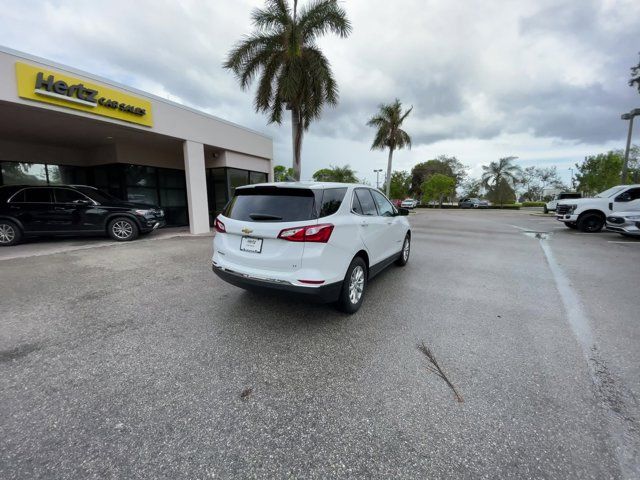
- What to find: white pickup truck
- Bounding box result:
[556,184,640,232]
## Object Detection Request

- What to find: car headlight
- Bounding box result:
[567,204,578,213]
[134,209,153,216]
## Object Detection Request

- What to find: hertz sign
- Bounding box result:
[15,62,153,127]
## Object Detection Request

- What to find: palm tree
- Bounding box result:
[367,99,413,197]
[481,156,521,206]
[224,0,351,181]
[312,164,358,183]
[481,156,521,189]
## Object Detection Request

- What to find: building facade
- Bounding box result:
[0,47,273,233]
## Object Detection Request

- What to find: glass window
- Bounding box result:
[228,168,249,196]
[160,189,187,207]
[23,188,53,203]
[317,188,347,218]
[127,187,158,205]
[53,188,88,203]
[47,165,87,185]
[1,162,48,185]
[224,187,315,222]
[125,165,157,188]
[250,171,268,184]
[351,194,364,215]
[158,169,185,189]
[371,190,395,217]
[354,189,377,216]
[75,186,122,204]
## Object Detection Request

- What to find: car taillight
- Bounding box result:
[214,217,226,233]
[278,223,334,243]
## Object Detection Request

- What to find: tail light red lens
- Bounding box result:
[278,223,334,243]
[214,217,226,233]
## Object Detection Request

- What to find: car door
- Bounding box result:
[10,187,55,232]
[370,189,404,258]
[352,188,387,265]
[51,187,98,231]
[612,187,640,212]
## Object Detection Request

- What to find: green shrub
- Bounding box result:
[521,201,546,207]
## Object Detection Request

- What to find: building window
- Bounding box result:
[250,171,268,184]
[0,162,48,185]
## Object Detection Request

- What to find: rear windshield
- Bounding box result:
[224,187,347,222]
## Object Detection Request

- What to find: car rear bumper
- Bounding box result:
[212,264,342,303]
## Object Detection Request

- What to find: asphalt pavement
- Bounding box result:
[1,209,639,479]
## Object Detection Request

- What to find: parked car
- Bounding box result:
[606,211,640,238]
[458,198,489,208]
[556,185,640,232]
[401,198,419,209]
[211,182,411,313]
[0,184,165,246]
[544,192,582,213]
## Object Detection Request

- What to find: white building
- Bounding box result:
[0,46,273,233]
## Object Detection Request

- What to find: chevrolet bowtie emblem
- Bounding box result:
[242,227,253,234]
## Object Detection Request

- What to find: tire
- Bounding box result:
[336,256,367,314]
[396,234,410,266]
[543,206,548,214]
[107,217,139,241]
[565,222,578,229]
[0,219,22,246]
[577,213,605,233]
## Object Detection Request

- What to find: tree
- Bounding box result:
[224,0,351,181]
[312,165,358,183]
[273,165,295,181]
[410,159,455,197]
[486,178,516,206]
[460,178,482,198]
[367,99,413,197]
[630,53,640,93]
[481,157,521,193]
[421,174,456,208]
[387,171,411,199]
[574,150,625,196]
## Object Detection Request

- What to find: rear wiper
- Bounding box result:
[249,213,282,221]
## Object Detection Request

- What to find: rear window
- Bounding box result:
[224,187,316,222]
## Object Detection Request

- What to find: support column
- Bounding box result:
[183,140,210,234]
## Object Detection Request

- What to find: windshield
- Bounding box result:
[595,186,626,198]
[224,187,316,222]
[75,186,122,204]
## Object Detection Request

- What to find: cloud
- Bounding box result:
[0,0,638,184]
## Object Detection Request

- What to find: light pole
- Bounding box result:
[568,167,574,189]
[621,108,640,184]
[373,169,383,189]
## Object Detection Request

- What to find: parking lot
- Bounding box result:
[1,209,639,479]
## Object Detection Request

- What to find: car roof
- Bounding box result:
[237,181,371,190]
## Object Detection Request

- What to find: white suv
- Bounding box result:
[211,182,411,313]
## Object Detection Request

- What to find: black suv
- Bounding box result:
[0,185,166,246]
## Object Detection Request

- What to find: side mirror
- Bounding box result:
[398,207,409,216]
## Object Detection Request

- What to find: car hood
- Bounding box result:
[557,197,598,206]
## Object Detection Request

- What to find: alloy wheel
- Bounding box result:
[348,265,365,304]
[403,237,410,261]
[112,220,133,239]
[0,224,15,244]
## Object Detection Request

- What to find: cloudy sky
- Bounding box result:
[1,0,639,185]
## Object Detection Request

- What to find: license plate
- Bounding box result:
[240,236,263,253]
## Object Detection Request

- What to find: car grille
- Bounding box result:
[556,204,571,215]
[607,216,624,224]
